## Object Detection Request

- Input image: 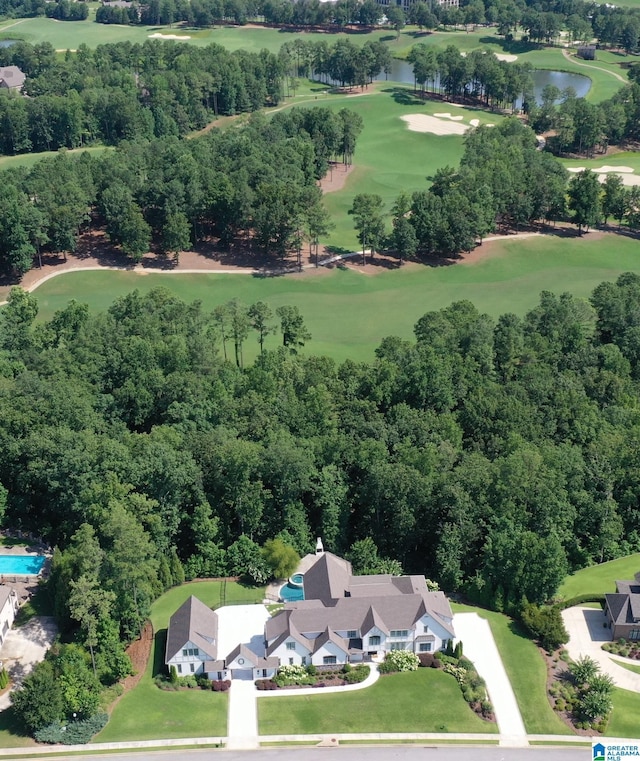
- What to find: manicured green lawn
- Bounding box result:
[452,603,571,735]
[21,232,640,364]
[557,554,640,600]
[562,152,640,174]
[610,659,640,675]
[258,668,498,735]
[0,145,109,171]
[608,688,640,737]
[149,579,264,631]
[95,580,263,743]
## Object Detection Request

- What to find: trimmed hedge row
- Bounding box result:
[556,594,606,610]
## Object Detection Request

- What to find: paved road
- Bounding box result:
[562,606,640,692]
[453,612,528,747]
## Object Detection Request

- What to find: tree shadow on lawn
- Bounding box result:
[385,87,423,106]
[0,706,32,742]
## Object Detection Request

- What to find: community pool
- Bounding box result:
[0,555,45,575]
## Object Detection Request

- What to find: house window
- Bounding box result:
[182,649,188,657]
[323,656,337,665]
[347,630,357,638]
[218,672,223,680]
[390,642,406,651]
[177,664,182,674]
[192,648,199,656]
[190,663,195,673]
[262,669,268,677]
[419,643,432,652]
[302,656,307,665]
[369,635,381,646]
[630,629,640,641]
[289,658,294,665]
[441,640,449,651]
[286,642,296,650]
[390,630,408,638]
[423,625,429,634]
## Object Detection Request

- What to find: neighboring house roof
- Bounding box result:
[606,577,640,627]
[165,595,219,662]
[0,66,25,90]
[0,587,15,613]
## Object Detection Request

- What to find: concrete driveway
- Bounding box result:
[453,612,527,747]
[562,605,640,692]
[215,604,271,659]
[0,615,57,710]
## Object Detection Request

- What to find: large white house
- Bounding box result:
[165,546,455,680]
[265,551,454,667]
[0,587,18,648]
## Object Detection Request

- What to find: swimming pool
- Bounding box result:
[0,556,45,575]
[280,576,305,602]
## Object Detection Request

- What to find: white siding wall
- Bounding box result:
[167,639,208,676]
[311,640,347,667]
[269,637,310,667]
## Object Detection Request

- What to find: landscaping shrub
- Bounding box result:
[343,665,369,684]
[0,668,9,690]
[418,653,435,668]
[177,675,198,688]
[520,603,568,651]
[378,650,420,674]
[556,594,606,610]
[342,663,352,674]
[34,713,108,744]
[211,680,231,692]
[306,664,317,676]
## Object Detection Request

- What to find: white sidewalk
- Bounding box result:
[453,613,528,748]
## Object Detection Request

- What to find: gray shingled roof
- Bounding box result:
[616,580,640,621]
[0,66,25,90]
[165,595,218,662]
[312,626,348,654]
[302,552,352,603]
[0,587,14,611]
[606,593,629,624]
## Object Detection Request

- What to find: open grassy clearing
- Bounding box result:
[22,232,640,363]
[95,580,260,742]
[257,667,498,735]
[557,554,640,599]
[451,603,570,735]
[0,145,109,171]
[561,152,640,174]
[293,89,500,249]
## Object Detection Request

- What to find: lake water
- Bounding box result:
[380,59,591,105]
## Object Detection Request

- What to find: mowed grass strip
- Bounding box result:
[557,553,640,599]
[23,232,640,364]
[257,668,498,735]
[96,580,263,743]
[452,603,571,735]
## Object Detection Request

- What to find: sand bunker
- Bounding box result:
[402,114,469,135]
[598,173,640,186]
[567,165,634,173]
[470,119,480,127]
[148,32,191,40]
[434,112,464,121]
[495,53,518,62]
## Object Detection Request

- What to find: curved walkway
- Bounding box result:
[562,605,640,692]
[453,613,528,747]
[561,49,627,84]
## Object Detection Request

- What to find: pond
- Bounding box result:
[381,59,591,106]
[0,39,18,48]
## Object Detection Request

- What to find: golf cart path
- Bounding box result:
[561,49,627,83]
[453,612,528,747]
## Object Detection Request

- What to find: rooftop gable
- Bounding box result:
[165,595,218,662]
